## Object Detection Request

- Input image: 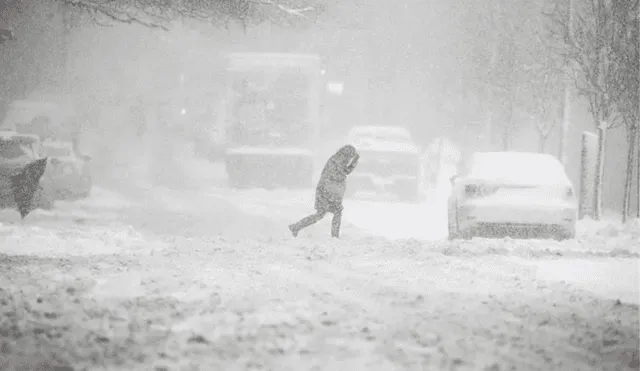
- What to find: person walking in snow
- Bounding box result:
[289,144,360,238]
[10,157,49,219]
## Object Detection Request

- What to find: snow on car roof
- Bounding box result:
[0,130,40,142]
[469,151,568,183]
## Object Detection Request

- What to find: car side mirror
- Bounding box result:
[80,154,92,161]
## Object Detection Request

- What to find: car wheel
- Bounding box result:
[82,173,93,198]
[78,188,92,199]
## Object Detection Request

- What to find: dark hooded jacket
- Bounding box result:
[10,157,48,218]
[314,145,359,212]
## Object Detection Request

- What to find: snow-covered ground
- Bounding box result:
[0,160,638,370]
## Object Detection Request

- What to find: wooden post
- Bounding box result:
[579,131,598,219]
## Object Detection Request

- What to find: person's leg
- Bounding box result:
[289,210,326,237]
[330,204,344,238]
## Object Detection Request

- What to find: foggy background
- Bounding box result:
[0,0,635,214]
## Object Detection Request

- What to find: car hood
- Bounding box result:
[0,158,33,176]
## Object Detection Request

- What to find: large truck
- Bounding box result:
[220,52,323,189]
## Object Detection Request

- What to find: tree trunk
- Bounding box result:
[484,38,501,151]
[593,124,607,220]
[560,0,573,167]
[637,125,640,218]
[485,89,494,151]
[622,126,636,223]
[561,86,571,165]
[502,99,513,151]
[502,125,510,151]
[539,132,547,153]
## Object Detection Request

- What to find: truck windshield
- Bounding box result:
[228,68,310,146]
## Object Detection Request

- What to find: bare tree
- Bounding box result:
[608,0,637,222]
[521,33,565,153]
[548,0,627,220]
[454,0,521,150]
[622,122,638,222]
[637,126,640,217]
[54,0,324,30]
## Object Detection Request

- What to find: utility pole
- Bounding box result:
[560,0,573,167]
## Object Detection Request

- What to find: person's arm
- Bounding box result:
[345,152,360,175]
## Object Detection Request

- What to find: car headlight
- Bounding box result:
[465,183,499,198]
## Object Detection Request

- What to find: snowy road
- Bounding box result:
[0,184,638,370]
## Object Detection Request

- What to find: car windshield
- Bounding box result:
[0,137,35,159]
[470,153,566,184]
[228,69,310,146]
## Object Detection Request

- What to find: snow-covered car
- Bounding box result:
[0,131,55,211]
[41,139,92,200]
[346,125,422,201]
[448,151,578,241]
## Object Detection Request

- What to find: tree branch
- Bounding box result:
[251,0,314,18]
[56,0,321,30]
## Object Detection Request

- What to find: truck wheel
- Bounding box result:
[228,174,247,189]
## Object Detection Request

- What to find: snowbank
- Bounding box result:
[118,186,295,240]
[577,217,640,254]
[578,216,640,238]
[0,224,160,257]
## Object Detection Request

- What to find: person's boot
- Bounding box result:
[288,224,299,237]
